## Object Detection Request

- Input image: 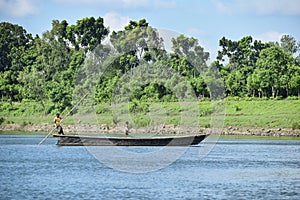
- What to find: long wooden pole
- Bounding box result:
[38,93,89,145]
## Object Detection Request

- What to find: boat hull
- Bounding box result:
[53,134,208,146]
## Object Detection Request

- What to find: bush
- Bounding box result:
[167,116,180,125]
[234,105,242,112]
[275,96,283,100]
[199,97,211,102]
[243,97,257,101]
[0,102,12,114]
[161,94,177,102]
[286,96,299,100]
[226,96,240,101]
[200,109,213,116]
[292,122,300,130]
[95,104,111,114]
[204,124,210,128]
[129,100,149,113]
[132,114,151,127]
[0,117,5,125]
[21,121,32,127]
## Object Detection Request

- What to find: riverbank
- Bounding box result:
[1,99,299,136]
[1,123,300,137]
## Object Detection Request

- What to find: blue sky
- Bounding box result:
[1,0,299,60]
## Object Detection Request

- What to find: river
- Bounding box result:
[0,134,299,199]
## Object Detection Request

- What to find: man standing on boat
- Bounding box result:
[125,121,129,137]
[54,113,64,135]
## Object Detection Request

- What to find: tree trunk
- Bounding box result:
[272,86,275,98]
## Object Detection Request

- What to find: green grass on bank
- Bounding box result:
[1,99,300,129]
[224,100,300,129]
[219,135,300,140]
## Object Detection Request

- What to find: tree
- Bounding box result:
[217,36,269,71]
[0,22,32,72]
[110,19,164,74]
[169,55,193,77]
[171,34,209,77]
[247,70,261,97]
[224,70,245,96]
[19,66,47,115]
[205,61,226,99]
[216,36,272,97]
[280,35,298,54]
[17,19,88,113]
[256,46,294,97]
[51,20,68,44]
[289,64,300,97]
[66,17,109,51]
[189,76,209,98]
[0,22,33,100]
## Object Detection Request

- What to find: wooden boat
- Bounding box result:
[53,134,209,146]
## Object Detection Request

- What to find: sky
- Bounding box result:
[1,0,300,60]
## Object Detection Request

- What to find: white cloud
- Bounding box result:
[187,28,206,38]
[251,0,300,15]
[54,0,175,8]
[213,0,231,14]
[120,0,149,7]
[0,0,40,17]
[103,12,130,32]
[254,31,286,42]
[213,0,300,15]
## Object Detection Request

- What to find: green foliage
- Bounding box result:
[204,124,210,128]
[129,99,149,113]
[234,105,242,112]
[132,114,151,127]
[217,35,300,98]
[292,122,300,130]
[95,104,111,114]
[1,17,300,129]
[21,120,32,128]
[95,76,119,103]
[255,46,295,98]
[0,117,5,125]
[224,99,300,128]
[67,17,109,51]
[1,98,299,130]
[286,96,299,100]
[280,35,299,54]
[166,116,180,125]
[171,34,209,76]
[0,22,32,72]
[0,22,33,100]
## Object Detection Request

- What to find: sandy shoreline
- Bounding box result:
[1,123,300,137]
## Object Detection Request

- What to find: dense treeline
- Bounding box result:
[216,35,300,98]
[0,17,300,114]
